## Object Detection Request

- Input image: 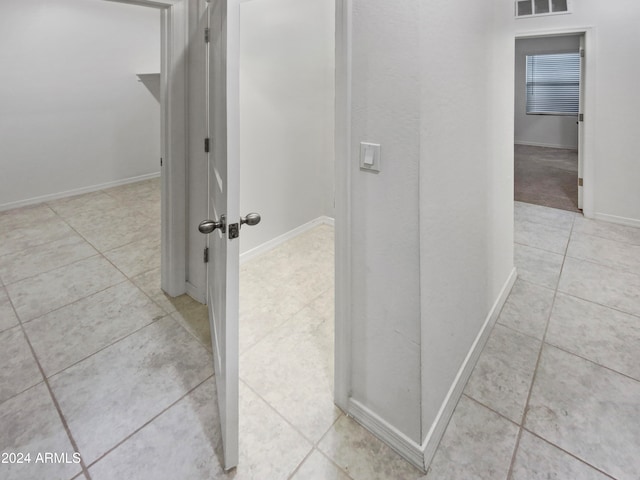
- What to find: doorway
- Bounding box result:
[514,33,585,213]
[195,0,338,469]
[236,0,337,454]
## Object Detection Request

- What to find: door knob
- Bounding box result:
[199,215,226,234]
[240,213,261,227]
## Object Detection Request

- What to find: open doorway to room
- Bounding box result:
[235,0,338,455]
[0,0,172,318]
[188,0,339,471]
[514,33,584,213]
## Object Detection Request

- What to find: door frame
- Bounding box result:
[106,0,189,296]
[334,0,352,411]
[514,26,596,218]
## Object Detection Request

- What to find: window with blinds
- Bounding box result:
[526,52,580,115]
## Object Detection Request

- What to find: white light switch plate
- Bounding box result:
[360,142,381,172]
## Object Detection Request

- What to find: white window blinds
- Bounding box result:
[526,53,580,115]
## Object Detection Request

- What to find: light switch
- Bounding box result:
[360,142,381,172]
[364,148,374,166]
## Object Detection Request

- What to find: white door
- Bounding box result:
[577,35,585,210]
[199,0,240,471]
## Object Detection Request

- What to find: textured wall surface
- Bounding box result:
[418,0,514,444]
[349,0,423,443]
[348,0,515,450]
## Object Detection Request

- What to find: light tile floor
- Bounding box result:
[1,183,640,479]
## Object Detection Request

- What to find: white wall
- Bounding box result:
[349,0,423,444]
[238,0,335,254]
[418,0,514,451]
[347,0,514,462]
[515,35,581,149]
[510,0,640,223]
[0,0,161,209]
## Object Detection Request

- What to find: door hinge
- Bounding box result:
[579,113,584,122]
[580,48,585,58]
[203,247,209,263]
[160,157,163,167]
[205,28,210,43]
[204,138,210,153]
[578,178,584,187]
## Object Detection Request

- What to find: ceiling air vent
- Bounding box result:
[516,0,570,17]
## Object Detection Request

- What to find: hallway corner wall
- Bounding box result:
[348,0,423,447]
[345,0,515,469]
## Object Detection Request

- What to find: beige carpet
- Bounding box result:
[514,144,580,212]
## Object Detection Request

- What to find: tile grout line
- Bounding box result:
[11,190,353,477]
[47,193,169,319]
[0,237,99,285]
[507,276,555,292]
[236,241,337,478]
[238,379,348,480]
[4,197,153,325]
[507,211,579,480]
[570,225,640,248]
[238,284,334,359]
[42,314,170,380]
[514,240,567,258]
[237,235,359,479]
[563,251,640,278]
[47,196,161,279]
[0,309,169,410]
[553,289,640,322]
[315,409,346,449]
[520,429,618,480]
[4,289,93,480]
[286,448,316,480]
[285,445,355,480]
[462,394,524,430]
[1,252,102,288]
[494,318,640,386]
[83,374,214,472]
[495,319,545,343]
[239,378,318,447]
[317,448,355,479]
[2,184,167,477]
[541,342,640,385]
[461,393,617,478]
[168,312,213,353]
[16,278,130,327]
[48,184,204,359]
[564,247,640,277]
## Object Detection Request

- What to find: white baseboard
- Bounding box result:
[593,212,640,229]
[344,268,517,473]
[0,172,160,212]
[348,399,426,472]
[420,267,518,470]
[239,216,334,265]
[515,140,577,151]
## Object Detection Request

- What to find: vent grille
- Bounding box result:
[516,0,569,17]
